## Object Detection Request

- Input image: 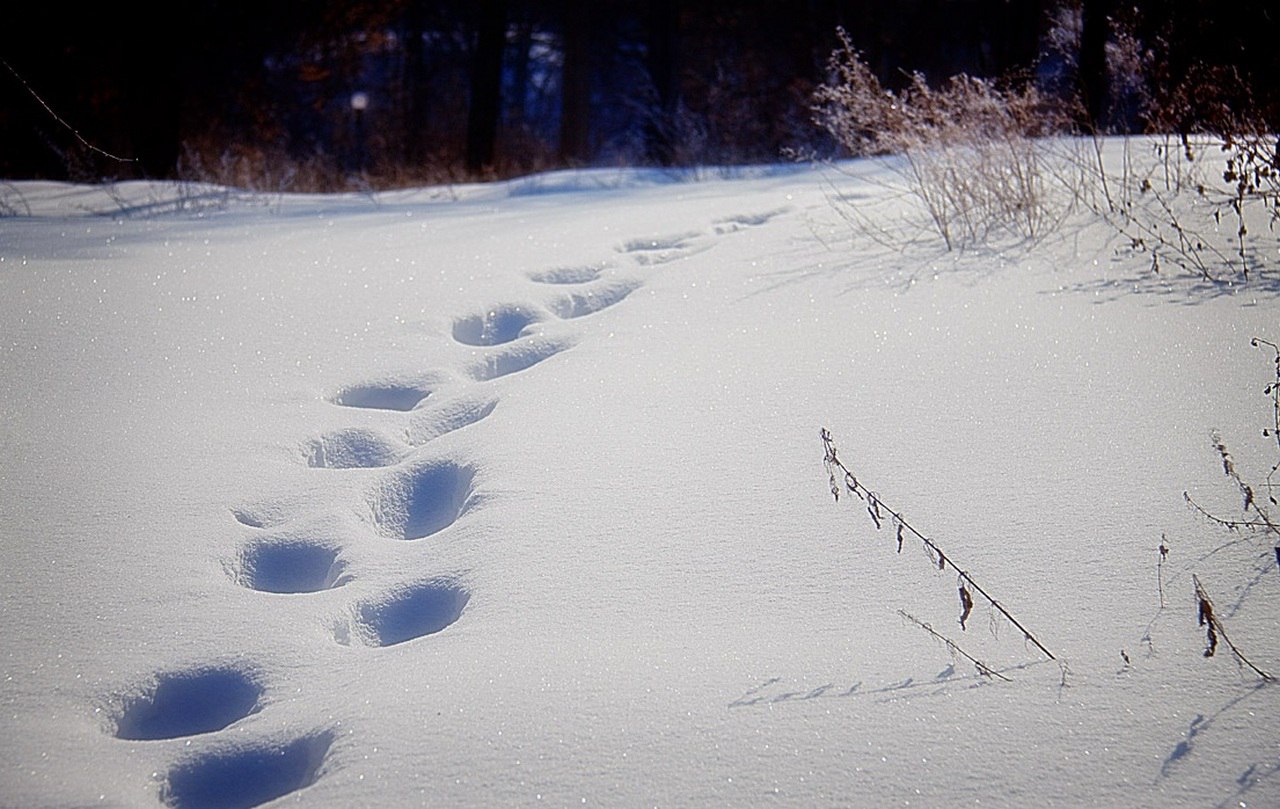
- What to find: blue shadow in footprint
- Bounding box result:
[346,581,471,647]
[114,667,262,741]
[236,539,348,594]
[332,382,431,411]
[452,304,542,346]
[162,732,333,809]
[368,460,475,540]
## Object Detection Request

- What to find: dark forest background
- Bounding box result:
[2,1,1276,188]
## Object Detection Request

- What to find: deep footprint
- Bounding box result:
[527,265,605,285]
[367,459,475,540]
[338,580,470,647]
[549,279,642,319]
[234,539,349,594]
[161,732,333,809]
[331,380,433,411]
[304,427,405,469]
[452,304,542,346]
[112,667,262,741]
[468,336,574,381]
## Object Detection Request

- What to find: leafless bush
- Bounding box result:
[812,28,1077,251]
[1069,35,1279,283]
[177,141,348,195]
[1079,131,1279,282]
[1186,339,1280,546]
[175,137,482,196]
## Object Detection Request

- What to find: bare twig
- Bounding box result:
[1253,337,1280,495]
[898,610,1012,681]
[1192,575,1272,680]
[821,428,1056,661]
[1,57,136,164]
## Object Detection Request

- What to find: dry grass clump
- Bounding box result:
[812,28,1076,250]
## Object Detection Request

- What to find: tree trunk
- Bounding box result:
[643,0,680,165]
[1078,0,1113,133]
[558,0,590,164]
[402,0,427,165]
[466,0,506,175]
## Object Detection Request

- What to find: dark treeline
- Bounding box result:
[1,1,1276,187]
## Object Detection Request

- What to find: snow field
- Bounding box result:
[1,157,1277,807]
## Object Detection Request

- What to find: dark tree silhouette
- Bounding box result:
[467,0,507,174]
[558,0,592,163]
[1,0,1275,184]
[1077,0,1113,132]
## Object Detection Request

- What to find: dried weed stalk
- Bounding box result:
[811,27,1075,251]
[897,610,1010,682]
[1185,339,1280,551]
[821,428,1056,662]
[1160,337,1279,680]
[1192,575,1272,680]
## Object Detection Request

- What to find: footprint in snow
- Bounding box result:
[527,264,607,285]
[330,373,442,412]
[232,536,350,594]
[309,388,496,469]
[711,207,791,234]
[107,665,263,741]
[548,278,643,320]
[365,458,477,541]
[452,304,544,346]
[616,231,707,266]
[160,731,333,809]
[333,579,470,647]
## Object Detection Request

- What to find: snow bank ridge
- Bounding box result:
[467,333,577,381]
[526,264,608,285]
[549,278,643,320]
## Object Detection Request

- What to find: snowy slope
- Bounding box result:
[1,155,1277,808]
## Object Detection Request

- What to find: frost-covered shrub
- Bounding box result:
[812,28,1073,250]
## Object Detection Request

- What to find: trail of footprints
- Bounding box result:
[100,208,789,808]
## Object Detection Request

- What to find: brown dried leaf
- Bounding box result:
[959,585,973,630]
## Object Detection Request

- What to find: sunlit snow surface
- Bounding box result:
[1,153,1278,807]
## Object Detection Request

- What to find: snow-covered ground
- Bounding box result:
[1,151,1277,808]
